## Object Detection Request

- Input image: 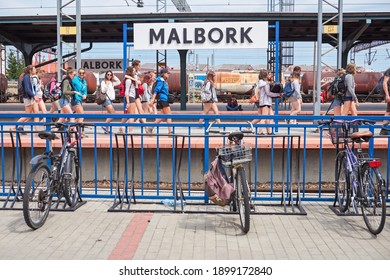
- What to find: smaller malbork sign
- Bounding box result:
[134,21,268,50]
[68,59,123,71]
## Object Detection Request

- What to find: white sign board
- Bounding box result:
[69,59,124,71]
[134,21,268,50]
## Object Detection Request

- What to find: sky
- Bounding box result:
[1,0,390,72]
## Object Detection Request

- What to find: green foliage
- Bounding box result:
[7,50,25,80]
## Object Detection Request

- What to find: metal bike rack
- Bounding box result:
[108,130,306,216]
[109,132,186,213]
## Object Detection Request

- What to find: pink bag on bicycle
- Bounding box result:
[204,157,234,207]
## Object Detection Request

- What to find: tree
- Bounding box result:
[7,50,24,80]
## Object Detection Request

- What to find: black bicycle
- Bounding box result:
[23,122,89,230]
[320,119,386,235]
[206,121,254,233]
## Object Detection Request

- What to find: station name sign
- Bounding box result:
[69,59,123,71]
[134,21,268,50]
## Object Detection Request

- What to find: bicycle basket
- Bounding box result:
[218,143,252,166]
[328,122,359,145]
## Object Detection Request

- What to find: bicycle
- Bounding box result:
[319,119,386,235]
[23,122,90,230]
[206,121,254,233]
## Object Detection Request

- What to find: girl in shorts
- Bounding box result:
[100,70,121,133]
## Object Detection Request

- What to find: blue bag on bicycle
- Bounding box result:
[204,157,234,207]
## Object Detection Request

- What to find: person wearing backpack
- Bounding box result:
[288,71,302,124]
[328,68,346,116]
[251,70,281,134]
[46,74,61,116]
[341,63,359,116]
[146,67,173,135]
[13,65,38,132]
[379,67,390,135]
[198,70,220,125]
[32,68,48,125]
[58,68,80,124]
[119,66,147,133]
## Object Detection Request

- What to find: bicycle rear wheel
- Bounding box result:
[335,153,350,212]
[236,167,250,233]
[360,163,386,235]
[23,162,52,230]
[63,149,80,207]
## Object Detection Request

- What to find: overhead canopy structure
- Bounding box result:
[0,12,389,44]
[0,12,389,63]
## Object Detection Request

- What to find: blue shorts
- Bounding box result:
[71,99,82,107]
[103,98,112,108]
[333,98,343,108]
[344,96,353,102]
[59,98,70,108]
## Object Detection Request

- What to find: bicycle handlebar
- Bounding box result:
[44,122,94,129]
[318,118,376,127]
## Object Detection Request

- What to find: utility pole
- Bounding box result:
[57,0,82,81]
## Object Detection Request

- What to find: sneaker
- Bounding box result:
[102,126,109,134]
[379,128,388,136]
[145,127,153,134]
[16,127,27,135]
[168,131,174,138]
[81,131,89,138]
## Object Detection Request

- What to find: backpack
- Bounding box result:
[283,81,295,98]
[43,80,62,102]
[270,82,283,94]
[375,76,384,93]
[200,82,213,103]
[136,83,144,95]
[119,79,126,97]
[328,74,347,99]
[17,77,25,103]
[95,87,107,105]
[60,77,75,97]
[204,157,235,207]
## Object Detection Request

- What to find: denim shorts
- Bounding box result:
[71,99,82,107]
[23,97,36,107]
[343,96,353,102]
[59,98,70,108]
[333,98,343,108]
[103,98,112,108]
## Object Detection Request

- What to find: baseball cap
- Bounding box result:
[159,68,171,75]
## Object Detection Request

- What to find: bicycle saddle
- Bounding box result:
[228,131,244,142]
[38,131,58,141]
[351,131,372,143]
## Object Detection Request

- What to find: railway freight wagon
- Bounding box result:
[168,70,258,101]
[301,72,384,103]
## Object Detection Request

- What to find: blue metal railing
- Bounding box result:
[0,113,389,208]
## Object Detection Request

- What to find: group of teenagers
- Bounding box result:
[100,60,174,135]
[13,59,175,135]
[198,66,303,135]
[14,61,390,136]
[13,65,88,133]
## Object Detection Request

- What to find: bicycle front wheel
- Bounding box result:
[63,150,80,207]
[236,167,250,233]
[335,153,350,213]
[360,163,386,235]
[23,162,52,230]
